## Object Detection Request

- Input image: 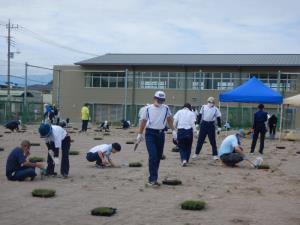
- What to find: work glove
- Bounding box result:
[49,150,59,165]
[136,133,144,143]
[217,127,222,135]
[172,130,177,141]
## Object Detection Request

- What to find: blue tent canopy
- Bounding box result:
[219,77,283,104]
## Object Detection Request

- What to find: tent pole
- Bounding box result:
[226,104,229,136]
[279,104,283,141]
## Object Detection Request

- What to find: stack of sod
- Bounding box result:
[162,179,182,186]
[29,156,44,163]
[69,150,80,155]
[32,189,56,198]
[181,200,206,210]
[257,164,270,169]
[129,162,143,167]
[91,207,117,217]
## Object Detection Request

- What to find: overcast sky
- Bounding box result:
[0,0,299,76]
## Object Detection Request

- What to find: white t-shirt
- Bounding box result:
[200,105,221,122]
[218,135,239,156]
[173,108,196,130]
[141,104,172,130]
[88,144,112,159]
[44,125,67,148]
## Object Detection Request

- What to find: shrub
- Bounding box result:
[129,162,142,167]
[32,189,56,198]
[181,200,206,210]
[69,151,80,155]
[91,207,117,216]
[162,179,182,186]
[29,156,44,163]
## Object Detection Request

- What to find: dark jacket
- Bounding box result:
[252,110,268,131]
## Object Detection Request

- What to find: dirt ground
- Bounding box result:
[0,124,299,225]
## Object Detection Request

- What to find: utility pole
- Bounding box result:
[6,19,19,117]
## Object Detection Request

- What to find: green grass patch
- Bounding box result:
[32,189,56,198]
[30,143,40,146]
[91,207,117,216]
[129,162,143,167]
[257,164,270,169]
[69,150,80,155]
[94,137,103,140]
[162,179,182,186]
[29,156,44,163]
[181,200,206,210]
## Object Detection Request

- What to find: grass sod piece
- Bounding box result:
[91,207,117,217]
[29,156,44,163]
[129,162,143,167]
[0,147,4,152]
[126,141,135,144]
[32,189,56,198]
[69,150,80,155]
[30,143,41,146]
[4,131,12,134]
[181,200,206,211]
[162,179,182,186]
[257,164,270,170]
[94,137,103,140]
[161,154,166,160]
[103,133,110,136]
[171,146,179,152]
[276,146,286,149]
[0,134,3,137]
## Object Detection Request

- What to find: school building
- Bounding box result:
[53,54,300,128]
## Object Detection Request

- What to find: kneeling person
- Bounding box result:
[6,140,44,181]
[219,131,247,167]
[86,143,121,168]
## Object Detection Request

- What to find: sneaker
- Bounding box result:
[147,181,161,187]
[213,156,219,160]
[249,152,255,156]
[182,160,187,167]
[95,164,105,169]
[192,154,200,160]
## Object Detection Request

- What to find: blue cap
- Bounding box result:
[39,123,52,138]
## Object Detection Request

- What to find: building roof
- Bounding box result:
[75,54,300,67]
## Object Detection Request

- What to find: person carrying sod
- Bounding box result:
[173,103,197,167]
[6,140,45,181]
[38,123,71,178]
[86,143,121,168]
[137,90,176,187]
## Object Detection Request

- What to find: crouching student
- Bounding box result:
[86,143,121,168]
[218,131,248,167]
[38,123,71,178]
[6,140,45,181]
[5,120,21,132]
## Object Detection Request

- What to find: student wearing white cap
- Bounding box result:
[137,90,176,187]
[173,103,197,167]
[192,97,222,160]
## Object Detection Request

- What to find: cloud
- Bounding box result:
[0,0,299,76]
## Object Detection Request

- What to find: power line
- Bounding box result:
[18,25,99,57]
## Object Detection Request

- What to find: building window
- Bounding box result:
[84,72,125,88]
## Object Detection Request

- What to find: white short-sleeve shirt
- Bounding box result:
[45,125,67,148]
[141,104,172,130]
[88,144,112,160]
[200,105,221,122]
[173,108,196,130]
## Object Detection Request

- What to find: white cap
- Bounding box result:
[154,91,166,100]
[207,97,215,103]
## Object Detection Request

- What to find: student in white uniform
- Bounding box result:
[38,123,71,178]
[193,97,222,160]
[138,103,150,126]
[173,103,197,166]
[86,143,121,168]
[137,90,176,187]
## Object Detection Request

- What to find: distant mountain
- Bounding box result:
[0,74,53,87]
[28,80,52,93]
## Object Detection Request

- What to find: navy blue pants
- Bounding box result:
[81,120,89,132]
[145,128,165,183]
[251,128,266,154]
[86,152,102,165]
[7,167,36,181]
[195,121,218,156]
[47,136,71,176]
[177,128,193,162]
